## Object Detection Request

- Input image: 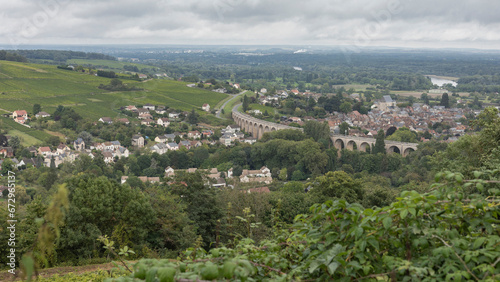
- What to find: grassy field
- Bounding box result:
[6,129,43,146]
[0,116,52,144]
[0,60,229,140]
[248,103,277,115]
[223,96,243,119]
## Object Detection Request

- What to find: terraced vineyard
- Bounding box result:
[0,60,229,120]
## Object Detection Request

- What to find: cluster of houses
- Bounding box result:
[98,103,181,126]
[10,110,51,125]
[150,130,215,154]
[253,91,474,140]
[116,165,273,189]
[219,125,257,146]
[327,98,474,140]
[99,103,210,127]
[164,165,273,187]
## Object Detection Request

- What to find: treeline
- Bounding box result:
[455,74,500,93]
[96,70,117,78]
[143,50,500,93]
[12,49,116,62]
[98,78,143,91]
[0,50,28,62]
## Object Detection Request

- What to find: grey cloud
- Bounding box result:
[0,0,499,49]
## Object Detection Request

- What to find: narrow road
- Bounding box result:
[216,90,248,119]
[233,103,242,113]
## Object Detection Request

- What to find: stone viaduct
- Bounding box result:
[232,111,303,140]
[232,107,418,157]
[331,135,418,157]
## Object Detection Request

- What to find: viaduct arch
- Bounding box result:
[232,111,303,140]
[331,135,418,157]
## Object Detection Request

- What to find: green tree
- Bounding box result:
[386,127,417,143]
[440,93,450,108]
[242,95,250,112]
[110,78,123,86]
[187,108,199,125]
[373,129,386,154]
[8,135,21,150]
[169,172,223,249]
[58,175,155,261]
[309,171,363,204]
[340,101,352,113]
[46,136,61,147]
[304,120,330,142]
[339,122,349,135]
[33,103,41,115]
[0,158,14,175]
[421,93,430,105]
[278,168,288,181]
[145,187,197,253]
[174,135,181,144]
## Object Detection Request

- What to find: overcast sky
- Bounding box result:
[1,0,499,49]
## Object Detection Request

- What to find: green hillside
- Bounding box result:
[0,60,229,121]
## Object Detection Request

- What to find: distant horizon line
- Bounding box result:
[1,43,500,53]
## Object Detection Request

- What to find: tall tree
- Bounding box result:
[440,93,450,108]
[187,108,199,124]
[373,129,386,154]
[242,95,250,112]
[421,93,430,105]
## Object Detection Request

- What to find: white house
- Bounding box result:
[115,146,130,158]
[143,103,155,110]
[157,118,170,127]
[155,106,167,114]
[167,142,179,151]
[187,131,201,139]
[35,112,51,118]
[132,135,145,148]
[165,166,175,177]
[155,135,169,143]
[168,112,180,119]
[99,117,113,124]
[151,143,168,155]
[202,104,210,112]
[239,166,272,184]
[102,152,114,164]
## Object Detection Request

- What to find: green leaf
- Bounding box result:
[477,183,484,191]
[359,240,366,252]
[400,209,408,219]
[355,227,363,239]
[473,237,486,249]
[327,262,339,274]
[408,208,416,216]
[309,261,321,274]
[383,217,392,229]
